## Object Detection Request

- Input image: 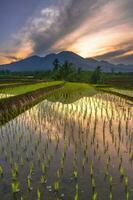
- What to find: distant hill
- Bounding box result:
[0,51,133,72]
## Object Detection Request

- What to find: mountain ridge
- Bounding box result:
[0,51,133,72]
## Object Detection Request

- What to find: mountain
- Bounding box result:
[0,51,133,72]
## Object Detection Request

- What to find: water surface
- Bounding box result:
[0,92,133,200]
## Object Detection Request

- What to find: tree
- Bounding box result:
[52,60,77,81]
[53,59,60,72]
[91,66,103,84]
[77,67,82,81]
[111,68,114,74]
[52,59,61,80]
[61,61,78,81]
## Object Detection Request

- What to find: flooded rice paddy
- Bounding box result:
[0,93,14,99]
[0,92,133,200]
[106,88,133,98]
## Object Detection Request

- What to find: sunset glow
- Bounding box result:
[0,0,133,65]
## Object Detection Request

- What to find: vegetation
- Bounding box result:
[97,86,133,102]
[1,63,133,87]
[90,66,103,84]
[52,59,78,81]
[46,82,97,103]
[0,82,64,125]
[0,89,132,200]
[0,60,133,200]
[0,81,63,96]
[102,87,133,97]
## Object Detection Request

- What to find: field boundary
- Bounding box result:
[0,83,64,125]
[0,81,43,90]
[97,88,133,102]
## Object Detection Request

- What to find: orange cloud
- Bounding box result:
[0,42,33,65]
[52,1,133,59]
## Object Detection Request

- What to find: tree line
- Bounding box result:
[1,59,131,84]
[52,59,103,84]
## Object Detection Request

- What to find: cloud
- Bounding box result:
[0,0,133,64]
[111,52,133,65]
[18,0,104,55]
[0,41,33,64]
[15,0,119,54]
[94,43,133,60]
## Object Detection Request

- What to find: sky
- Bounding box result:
[0,0,133,65]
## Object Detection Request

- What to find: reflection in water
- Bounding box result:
[0,93,14,99]
[0,93,133,200]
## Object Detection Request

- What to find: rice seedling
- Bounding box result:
[109,175,113,191]
[124,176,128,191]
[37,188,41,200]
[126,191,129,200]
[11,181,20,194]
[73,169,78,180]
[53,180,60,193]
[74,192,79,200]
[27,177,33,191]
[104,167,109,178]
[40,175,47,184]
[92,192,98,200]
[109,191,113,200]
[11,167,18,181]
[119,166,125,179]
[0,84,132,200]
[0,165,3,177]
[91,177,96,192]
[74,184,79,200]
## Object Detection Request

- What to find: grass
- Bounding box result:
[94,84,133,101]
[46,82,97,103]
[105,88,133,97]
[104,74,133,88]
[0,81,63,96]
[63,82,93,89]
[0,82,20,86]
